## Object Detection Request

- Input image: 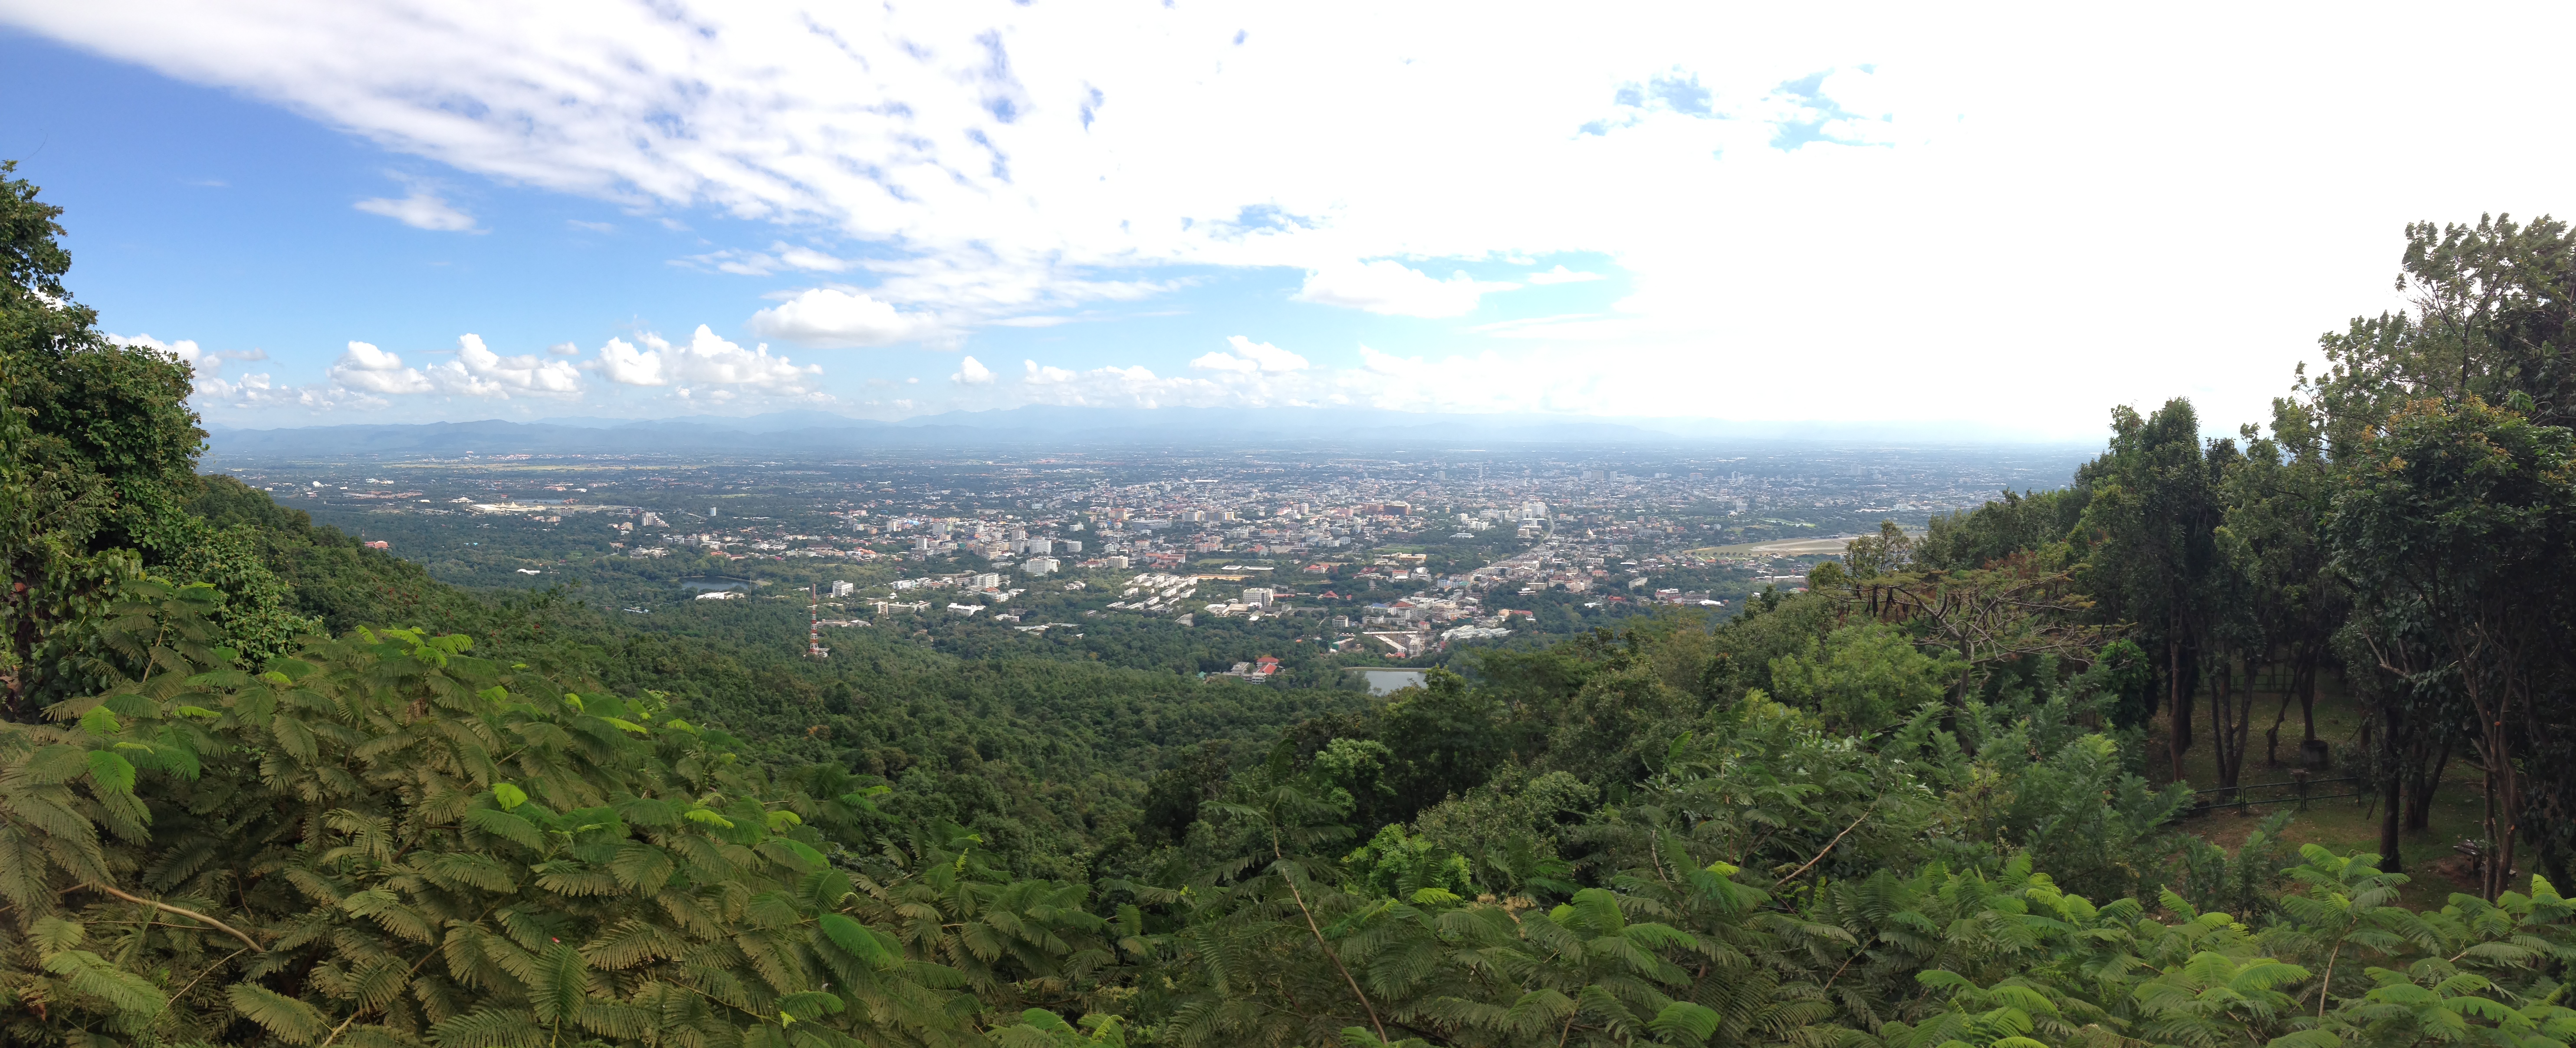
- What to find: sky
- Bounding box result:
[2,1,2570,439]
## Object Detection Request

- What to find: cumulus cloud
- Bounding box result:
[1292,261,1515,318]
[591,326,821,393]
[951,355,996,385]
[1189,335,1309,373]
[324,335,585,399]
[110,333,290,406]
[746,288,945,347]
[329,341,435,394]
[353,191,479,232]
[436,334,584,397]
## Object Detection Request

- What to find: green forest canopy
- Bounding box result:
[9,164,2576,1048]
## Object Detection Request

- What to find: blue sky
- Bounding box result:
[3,2,2570,436]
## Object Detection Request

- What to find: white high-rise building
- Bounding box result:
[830,580,856,598]
[1242,586,1275,607]
[1024,557,1060,575]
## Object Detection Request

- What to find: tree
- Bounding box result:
[2076,400,2223,786]
[2301,214,2576,440]
[2330,396,2576,899]
[1766,622,1961,735]
[2214,400,2347,767]
[0,161,310,715]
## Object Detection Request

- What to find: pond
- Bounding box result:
[1354,669,1426,696]
[679,576,751,593]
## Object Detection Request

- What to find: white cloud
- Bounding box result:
[1525,265,1605,285]
[775,246,857,273]
[591,326,821,394]
[322,334,590,400]
[108,333,266,377]
[353,191,479,232]
[952,355,995,385]
[112,333,286,405]
[746,288,944,347]
[433,334,584,397]
[196,370,376,412]
[1189,334,1309,373]
[566,219,615,233]
[677,242,860,277]
[20,3,2576,430]
[109,332,207,367]
[329,341,434,394]
[596,337,667,386]
[1292,261,1515,318]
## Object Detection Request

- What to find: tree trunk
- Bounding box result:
[2297,655,2319,743]
[2403,736,2448,832]
[2482,757,2499,899]
[2461,660,2521,901]
[2380,757,2405,874]
[2212,657,2245,793]
[2167,632,2192,786]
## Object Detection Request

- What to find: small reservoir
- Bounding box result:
[1349,668,1426,696]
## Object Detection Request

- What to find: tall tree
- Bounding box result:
[2213,400,2348,770]
[0,162,309,717]
[2330,396,2576,898]
[2077,399,2222,786]
[2303,214,2576,444]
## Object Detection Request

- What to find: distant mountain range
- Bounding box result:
[203,406,2084,459]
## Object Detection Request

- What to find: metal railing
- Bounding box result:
[2187,773,2366,812]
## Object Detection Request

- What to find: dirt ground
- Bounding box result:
[2142,677,2500,909]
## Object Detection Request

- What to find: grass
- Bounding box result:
[2144,678,2498,908]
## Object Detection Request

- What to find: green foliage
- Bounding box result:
[0,603,1075,1047]
[14,165,2576,1048]
[1766,622,1963,735]
[1341,824,1475,902]
[2330,395,2576,893]
[1,162,318,718]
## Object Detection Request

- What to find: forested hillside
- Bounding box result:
[9,168,2576,1048]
